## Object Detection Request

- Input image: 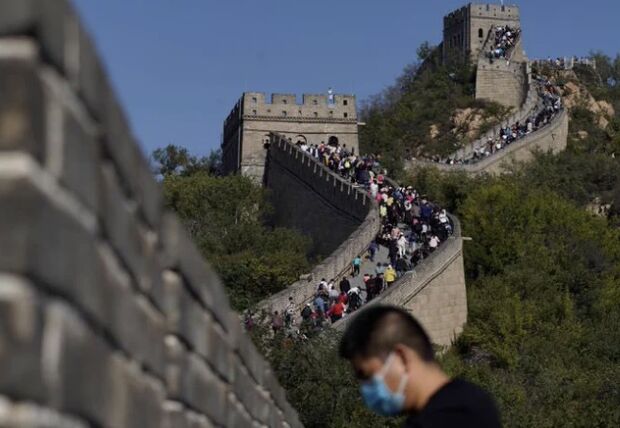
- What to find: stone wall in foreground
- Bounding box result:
[0,1,302,427]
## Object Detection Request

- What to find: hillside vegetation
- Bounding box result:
[405,52,620,427]
[152,145,312,310]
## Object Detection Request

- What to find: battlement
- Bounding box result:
[242,92,355,108]
[444,3,520,24]
[469,3,519,20]
[236,92,357,123]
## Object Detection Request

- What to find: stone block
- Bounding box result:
[134,151,163,228]
[164,335,186,398]
[100,92,161,228]
[0,172,39,271]
[99,162,157,294]
[123,361,166,428]
[37,0,71,75]
[178,289,210,357]
[0,171,107,327]
[0,275,46,402]
[237,334,264,386]
[226,393,253,428]
[0,395,89,428]
[0,0,36,35]
[183,353,228,426]
[0,57,45,160]
[207,322,233,382]
[59,101,99,211]
[160,212,231,332]
[162,400,189,428]
[77,25,105,119]
[41,300,121,427]
[186,410,214,428]
[232,362,256,420]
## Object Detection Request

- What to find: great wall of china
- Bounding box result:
[0,1,570,426]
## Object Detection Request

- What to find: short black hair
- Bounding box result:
[339,305,434,362]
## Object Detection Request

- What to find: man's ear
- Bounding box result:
[393,343,416,369]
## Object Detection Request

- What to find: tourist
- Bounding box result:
[353,255,362,276]
[327,300,346,323]
[339,305,501,426]
[271,311,284,333]
[384,265,397,287]
[395,256,410,278]
[340,275,351,294]
[284,297,295,327]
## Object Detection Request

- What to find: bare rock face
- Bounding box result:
[452,108,485,139]
[561,75,615,129]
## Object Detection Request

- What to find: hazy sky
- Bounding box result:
[72,0,620,157]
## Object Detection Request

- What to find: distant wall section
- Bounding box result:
[406,108,569,175]
[265,134,377,258]
[258,134,381,318]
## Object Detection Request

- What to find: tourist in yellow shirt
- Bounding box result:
[384,265,397,287]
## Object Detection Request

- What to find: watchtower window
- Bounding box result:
[344,112,348,118]
[478,28,484,38]
[486,5,490,11]
[313,99,318,105]
[298,110,302,115]
[343,100,348,106]
[282,111,287,117]
[329,111,334,116]
[252,109,257,115]
[252,97,257,103]
[313,112,318,118]
[283,99,287,104]
[267,109,271,113]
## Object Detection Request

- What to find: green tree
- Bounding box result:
[152,144,222,177]
[157,147,311,310]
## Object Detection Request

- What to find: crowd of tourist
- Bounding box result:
[263,150,454,336]
[429,77,562,165]
[487,25,521,62]
[296,140,382,186]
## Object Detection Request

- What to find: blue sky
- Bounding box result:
[72,0,620,157]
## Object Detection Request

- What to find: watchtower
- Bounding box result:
[221,92,359,182]
[443,3,528,109]
[443,3,521,63]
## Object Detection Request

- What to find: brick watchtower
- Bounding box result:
[221,92,359,182]
[443,3,528,109]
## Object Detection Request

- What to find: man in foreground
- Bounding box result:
[339,305,501,427]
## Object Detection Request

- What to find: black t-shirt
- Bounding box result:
[404,379,501,428]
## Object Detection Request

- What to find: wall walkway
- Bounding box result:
[407,108,569,175]
[333,216,466,347]
[259,138,468,347]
